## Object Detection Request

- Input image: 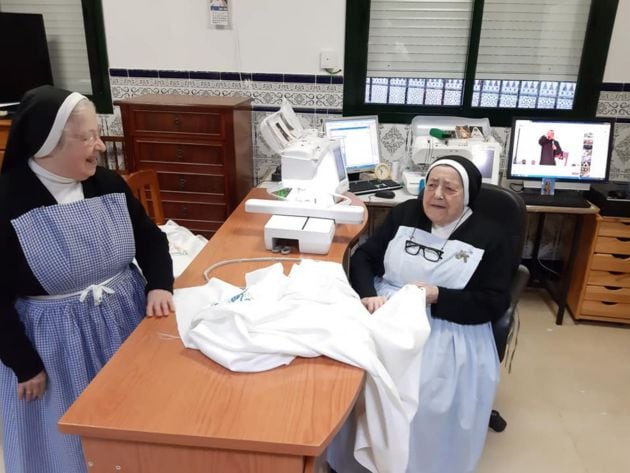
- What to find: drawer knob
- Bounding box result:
[181,206,188,217]
[175,146,184,160]
[174,116,182,130]
[178,178,187,190]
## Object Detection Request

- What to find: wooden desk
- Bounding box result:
[0,119,10,169]
[524,202,599,325]
[59,188,367,473]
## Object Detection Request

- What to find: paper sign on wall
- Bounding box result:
[208,0,231,29]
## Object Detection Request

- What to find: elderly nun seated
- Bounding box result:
[329,155,512,473]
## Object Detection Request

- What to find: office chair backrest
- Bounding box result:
[471,183,527,274]
[471,184,528,361]
[124,169,165,225]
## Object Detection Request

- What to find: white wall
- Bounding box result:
[104,0,628,82]
[102,0,346,74]
[603,0,630,82]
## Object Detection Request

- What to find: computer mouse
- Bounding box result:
[374,190,395,199]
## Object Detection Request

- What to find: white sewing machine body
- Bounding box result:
[402,170,425,195]
[251,100,364,254]
[246,196,364,254]
[263,215,335,254]
[409,115,502,189]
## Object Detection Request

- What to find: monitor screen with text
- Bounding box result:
[324,116,381,175]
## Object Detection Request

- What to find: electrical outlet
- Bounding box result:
[320,50,340,70]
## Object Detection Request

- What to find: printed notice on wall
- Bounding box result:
[208,0,231,29]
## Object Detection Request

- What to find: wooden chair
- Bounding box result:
[123,169,166,225]
[98,136,128,174]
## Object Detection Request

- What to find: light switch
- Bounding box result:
[320,50,340,70]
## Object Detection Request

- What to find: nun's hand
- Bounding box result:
[17,370,47,402]
[415,283,439,304]
[361,296,387,314]
[146,289,175,317]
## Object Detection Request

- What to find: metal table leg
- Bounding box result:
[555,215,583,325]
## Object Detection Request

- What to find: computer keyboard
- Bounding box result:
[520,191,591,208]
[348,179,402,196]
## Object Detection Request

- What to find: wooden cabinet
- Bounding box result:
[116,95,253,239]
[567,214,630,323]
[0,119,11,169]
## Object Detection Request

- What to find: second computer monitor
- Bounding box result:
[508,118,613,189]
[324,116,381,177]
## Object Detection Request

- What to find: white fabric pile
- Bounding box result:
[174,259,430,473]
[159,220,208,277]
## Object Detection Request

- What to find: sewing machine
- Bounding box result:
[246,100,364,254]
[405,116,502,194]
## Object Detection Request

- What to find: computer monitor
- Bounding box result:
[507,118,613,190]
[324,116,381,178]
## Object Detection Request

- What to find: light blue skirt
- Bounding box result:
[328,312,499,473]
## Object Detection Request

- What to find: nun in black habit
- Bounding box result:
[0,86,174,473]
[328,156,512,473]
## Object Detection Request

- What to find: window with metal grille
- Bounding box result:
[345,0,618,125]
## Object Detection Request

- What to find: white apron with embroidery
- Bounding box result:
[329,224,499,473]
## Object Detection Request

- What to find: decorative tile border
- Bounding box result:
[99,72,630,259]
[102,71,630,183]
[597,91,630,118]
[108,68,343,113]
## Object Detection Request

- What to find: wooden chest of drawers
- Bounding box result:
[567,214,630,324]
[0,119,11,169]
[116,95,253,238]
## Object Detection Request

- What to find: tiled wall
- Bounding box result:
[100,70,630,259]
[101,69,630,184]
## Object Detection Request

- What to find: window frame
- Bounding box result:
[343,0,619,127]
[81,0,112,114]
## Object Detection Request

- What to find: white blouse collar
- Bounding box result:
[28,158,78,185]
[432,206,472,239]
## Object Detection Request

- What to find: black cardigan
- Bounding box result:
[350,198,512,325]
[0,165,173,382]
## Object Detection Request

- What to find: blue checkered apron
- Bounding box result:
[0,193,146,473]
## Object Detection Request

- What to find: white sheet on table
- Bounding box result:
[174,259,430,473]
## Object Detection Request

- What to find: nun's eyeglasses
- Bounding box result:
[69,131,101,147]
[404,239,444,262]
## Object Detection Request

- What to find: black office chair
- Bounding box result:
[472,183,530,432]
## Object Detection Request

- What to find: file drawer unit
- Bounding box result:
[116,95,253,239]
[567,214,630,323]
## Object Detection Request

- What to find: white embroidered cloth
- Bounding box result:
[174,259,430,473]
[159,220,208,277]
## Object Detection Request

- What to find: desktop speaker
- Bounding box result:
[587,182,630,217]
